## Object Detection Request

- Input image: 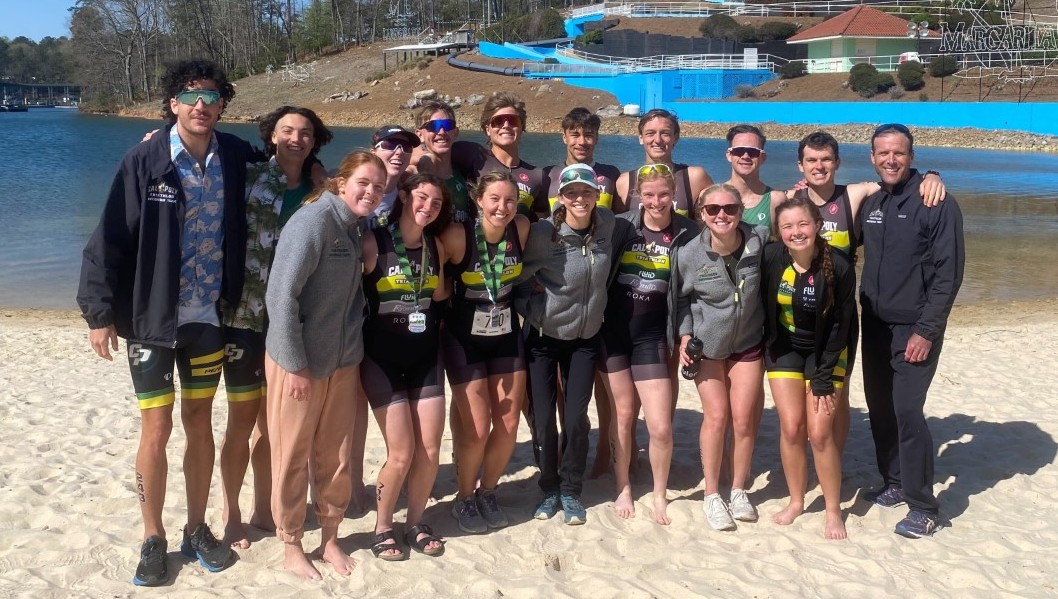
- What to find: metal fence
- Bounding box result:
[567,0,976,20]
[521,42,784,75]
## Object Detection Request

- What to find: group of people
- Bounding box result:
[77,58,964,587]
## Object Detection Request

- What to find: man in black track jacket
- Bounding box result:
[857,123,964,539]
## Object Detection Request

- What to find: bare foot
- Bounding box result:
[823,510,847,540]
[614,488,635,519]
[283,542,322,580]
[772,502,804,526]
[652,492,671,526]
[223,520,251,549]
[320,539,357,575]
[248,510,276,532]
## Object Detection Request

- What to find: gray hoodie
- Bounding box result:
[675,222,768,360]
[517,207,633,341]
[265,191,367,378]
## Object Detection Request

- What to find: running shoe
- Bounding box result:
[865,484,906,508]
[560,495,587,526]
[704,493,736,531]
[729,488,759,522]
[475,488,509,529]
[451,496,488,534]
[894,509,939,539]
[132,535,168,586]
[534,493,561,520]
[180,523,234,572]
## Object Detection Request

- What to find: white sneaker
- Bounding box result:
[729,488,758,522]
[704,493,736,531]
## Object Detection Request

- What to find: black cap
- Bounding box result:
[372,125,420,147]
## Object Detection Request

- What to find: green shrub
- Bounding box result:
[542,57,559,64]
[889,85,905,99]
[874,72,896,93]
[699,14,743,40]
[779,61,806,79]
[365,69,389,83]
[759,22,798,41]
[897,60,925,90]
[849,63,880,96]
[919,92,930,101]
[929,55,959,78]
[582,29,603,45]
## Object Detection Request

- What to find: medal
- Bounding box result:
[408,310,427,333]
[391,224,431,334]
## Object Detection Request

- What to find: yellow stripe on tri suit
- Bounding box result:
[766,348,849,387]
[225,383,265,403]
[460,264,522,288]
[190,347,225,365]
[822,230,852,255]
[137,388,176,409]
[778,266,797,333]
[619,248,670,272]
[375,274,441,295]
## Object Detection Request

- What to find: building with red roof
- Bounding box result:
[786,5,939,73]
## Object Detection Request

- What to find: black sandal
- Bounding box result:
[404,524,445,557]
[370,529,407,561]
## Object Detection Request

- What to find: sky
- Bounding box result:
[0,0,74,41]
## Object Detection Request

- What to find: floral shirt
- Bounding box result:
[170,126,225,322]
[225,157,306,332]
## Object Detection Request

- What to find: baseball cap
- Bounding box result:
[557,163,602,193]
[372,125,420,148]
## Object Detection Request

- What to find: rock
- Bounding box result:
[370,80,379,86]
[451,96,463,108]
[596,104,622,118]
[413,88,437,100]
[403,98,420,109]
[323,90,367,103]
[466,94,485,106]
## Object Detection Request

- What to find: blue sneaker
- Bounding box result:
[560,495,587,526]
[180,523,233,572]
[894,509,939,539]
[534,493,561,520]
[864,485,905,508]
[132,535,168,586]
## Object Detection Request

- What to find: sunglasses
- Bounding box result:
[175,89,222,106]
[702,203,741,216]
[637,163,673,178]
[489,114,522,129]
[874,123,912,137]
[421,118,456,133]
[728,146,764,158]
[374,139,412,153]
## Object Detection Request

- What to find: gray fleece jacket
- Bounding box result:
[675,222,768,360]
[265,191,367,378]
[516,207,634,341]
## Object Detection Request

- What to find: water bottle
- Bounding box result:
[681,337,705,380]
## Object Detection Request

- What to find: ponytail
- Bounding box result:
[551,204,566,242]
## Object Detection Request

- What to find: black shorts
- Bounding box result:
[221,327,266,403]
[442,325,525,386]
[765,336,848,388]
[362,335,445,409]
[127,323,224,410]
[599,324,671,381]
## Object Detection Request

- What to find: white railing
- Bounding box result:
[522,43,784,75]
[565,1,960,19]
[806,51,1058,74]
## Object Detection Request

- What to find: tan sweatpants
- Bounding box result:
[265,355,357,543]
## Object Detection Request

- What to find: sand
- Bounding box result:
[1,299,1056,598]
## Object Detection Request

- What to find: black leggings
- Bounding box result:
[525,327,600,498]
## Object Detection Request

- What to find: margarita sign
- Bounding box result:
[933,0,1058,81]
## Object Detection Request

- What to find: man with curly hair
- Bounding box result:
[78,59,258,585]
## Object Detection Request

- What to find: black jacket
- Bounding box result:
[856,169,965,341]
[761,241,857,396]
[77,125,254,346]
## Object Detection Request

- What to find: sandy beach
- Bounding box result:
[1,298,1056,598]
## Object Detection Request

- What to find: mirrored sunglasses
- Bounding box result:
[175,89,222,106]
[728,146,763,159]
[422,118,456,133]
[637,163,673,178]
[874,123,911,137]
[489,114,522,129]
[374,139,412,153]
[702,203,741,216]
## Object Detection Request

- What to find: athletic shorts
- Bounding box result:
[765,337,848,388]
[713,342,764,363]
[599,325,671,381]
[441,325,525,386]
[361,340,445,409]
[127,323,224,410]
[221,327,266,403]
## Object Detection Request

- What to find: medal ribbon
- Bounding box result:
[390,224,429,310]
[474,218,507,306]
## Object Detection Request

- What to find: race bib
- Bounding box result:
[471,307,512,337]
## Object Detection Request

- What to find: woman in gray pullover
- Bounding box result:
[263,151,386,579]
[517,163,633,526]
[676,183,768,532]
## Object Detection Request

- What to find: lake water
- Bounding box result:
[1,108,1056,309]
